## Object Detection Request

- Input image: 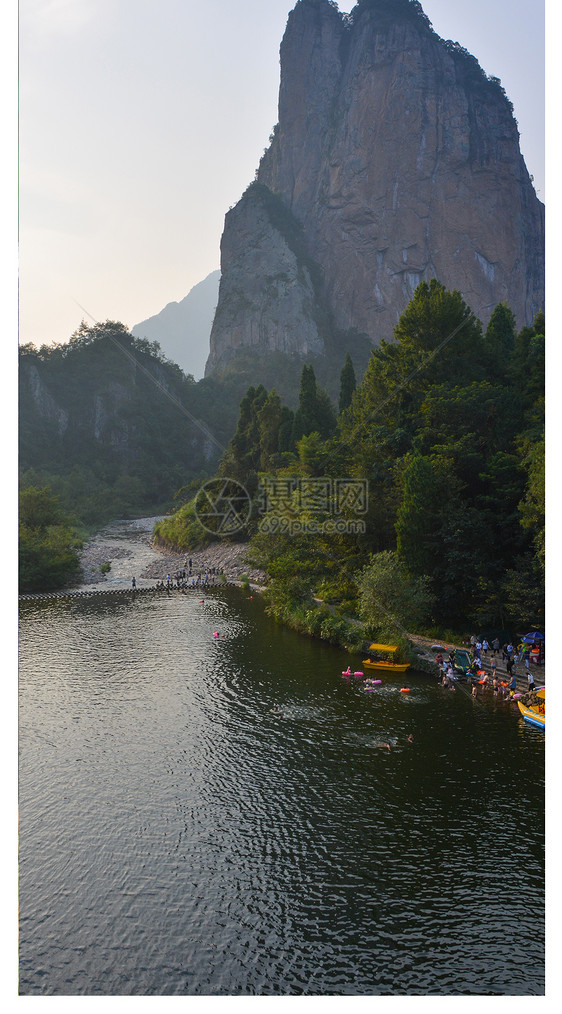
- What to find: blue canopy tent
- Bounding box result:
[519,632,545,663]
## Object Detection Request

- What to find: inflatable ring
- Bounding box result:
[354,671,364,677]
[400,688,410,693]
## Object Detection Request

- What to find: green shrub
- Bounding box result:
[19,486,82,592]
[153,499,214,552]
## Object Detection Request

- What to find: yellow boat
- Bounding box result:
[517,687,545,730]
[362,643,410,674]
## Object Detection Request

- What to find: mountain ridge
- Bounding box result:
[133,270,220,380]
[205,0,544,376]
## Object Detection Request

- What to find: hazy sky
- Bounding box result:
[18,0,545,348]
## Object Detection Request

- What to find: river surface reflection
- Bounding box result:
[19,581,544,995]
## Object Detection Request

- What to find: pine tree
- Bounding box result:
[292,364,319,443]
[292,364,336,442]
[338,353,356,414]
[257,390,283,470]
[484,302,516,379]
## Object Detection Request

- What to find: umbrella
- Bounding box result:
[524,631,545,640]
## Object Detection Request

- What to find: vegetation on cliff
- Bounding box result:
[19,321,244,526]
[20,319,371,531]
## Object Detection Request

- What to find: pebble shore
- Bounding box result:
[142,540,267,587]
[76,517,266,588]
[78,544,133,584]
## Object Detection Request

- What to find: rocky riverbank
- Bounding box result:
[75,517,159,586]
[76,517,266,589]
[141,540,267,587]
[78,543,133,583]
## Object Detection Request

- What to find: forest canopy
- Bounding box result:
[156,280,544,641]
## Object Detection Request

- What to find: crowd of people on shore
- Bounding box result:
[130,557,227,591]
[154,562,226,591]
[436,635,541,703]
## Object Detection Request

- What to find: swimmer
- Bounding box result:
[407,734,414,743]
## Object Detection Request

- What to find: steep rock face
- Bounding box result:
[18,343,220,476]
[26,363,69,436]
[206,0,544,374]
[207,184,326,372]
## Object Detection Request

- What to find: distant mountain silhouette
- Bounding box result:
[133,270,220,379]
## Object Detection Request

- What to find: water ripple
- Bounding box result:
[19,590,544,995]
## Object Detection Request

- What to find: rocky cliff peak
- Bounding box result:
[205,0,544,376]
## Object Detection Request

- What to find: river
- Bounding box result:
[18,522,545,995]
